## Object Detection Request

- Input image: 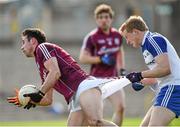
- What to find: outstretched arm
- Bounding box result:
[142,54,170,78]
[126,53,170,83]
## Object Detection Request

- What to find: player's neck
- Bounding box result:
[139,31,146,45]
[33,43,39,57]
[101,28,110,35]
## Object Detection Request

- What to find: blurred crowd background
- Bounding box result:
[0,0,180,122]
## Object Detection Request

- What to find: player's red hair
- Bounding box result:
[119,15,149,33]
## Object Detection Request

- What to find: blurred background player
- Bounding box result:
[79,4,125,126]
[119,15,180,126]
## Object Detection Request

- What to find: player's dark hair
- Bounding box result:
[94,4,114,19]
[21,28,47,44]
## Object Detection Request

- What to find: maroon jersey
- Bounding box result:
[34,43,89,103]
[82,27,123,77]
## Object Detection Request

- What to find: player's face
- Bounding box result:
[96,13,112,31]
[123,30,141,48]
[21,36,34,57]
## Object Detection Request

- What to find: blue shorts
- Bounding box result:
[154,85,180,118]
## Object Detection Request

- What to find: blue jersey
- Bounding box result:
[141,31,180,87]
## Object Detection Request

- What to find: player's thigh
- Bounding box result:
[149,106,175,126]
[108,89,125,110]
[79,88,103,119]
[140,106,153,127]
[67,110,85,126]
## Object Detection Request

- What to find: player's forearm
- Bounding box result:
[121,51,125,69]
[117,50,125,70]
[38,97,52,106]
[79,55,101,64]
[40,71,60,94]
[141,78,157,86]
[142,66,170,78]
[38,88,53,106]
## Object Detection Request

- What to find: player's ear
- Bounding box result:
[31,37,38,45]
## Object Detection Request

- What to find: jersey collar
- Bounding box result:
[97,27,112,35]
[141,31,149,46]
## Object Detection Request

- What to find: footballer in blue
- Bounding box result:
[120,15,180,126]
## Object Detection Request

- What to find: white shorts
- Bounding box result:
[69,76,112,112]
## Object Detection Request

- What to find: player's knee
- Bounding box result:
[87,118,103,126]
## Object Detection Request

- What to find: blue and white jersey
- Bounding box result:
[141,31,180,87]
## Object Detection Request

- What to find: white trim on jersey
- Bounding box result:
[161,85,174,107]
[148,36,163,55]
[81,28,98,50]
[39,44,51,60]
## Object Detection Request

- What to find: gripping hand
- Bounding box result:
[24,102,36,110]
[100,54,115,66]
[7,89,22,107]
[126,72,143,83]
[23,90,45,103]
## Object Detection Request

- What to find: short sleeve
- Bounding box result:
[147,36,167,57]
[36,43,56,62]
[81,34,94,54]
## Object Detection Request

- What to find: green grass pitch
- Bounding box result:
[0,118,180,126]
